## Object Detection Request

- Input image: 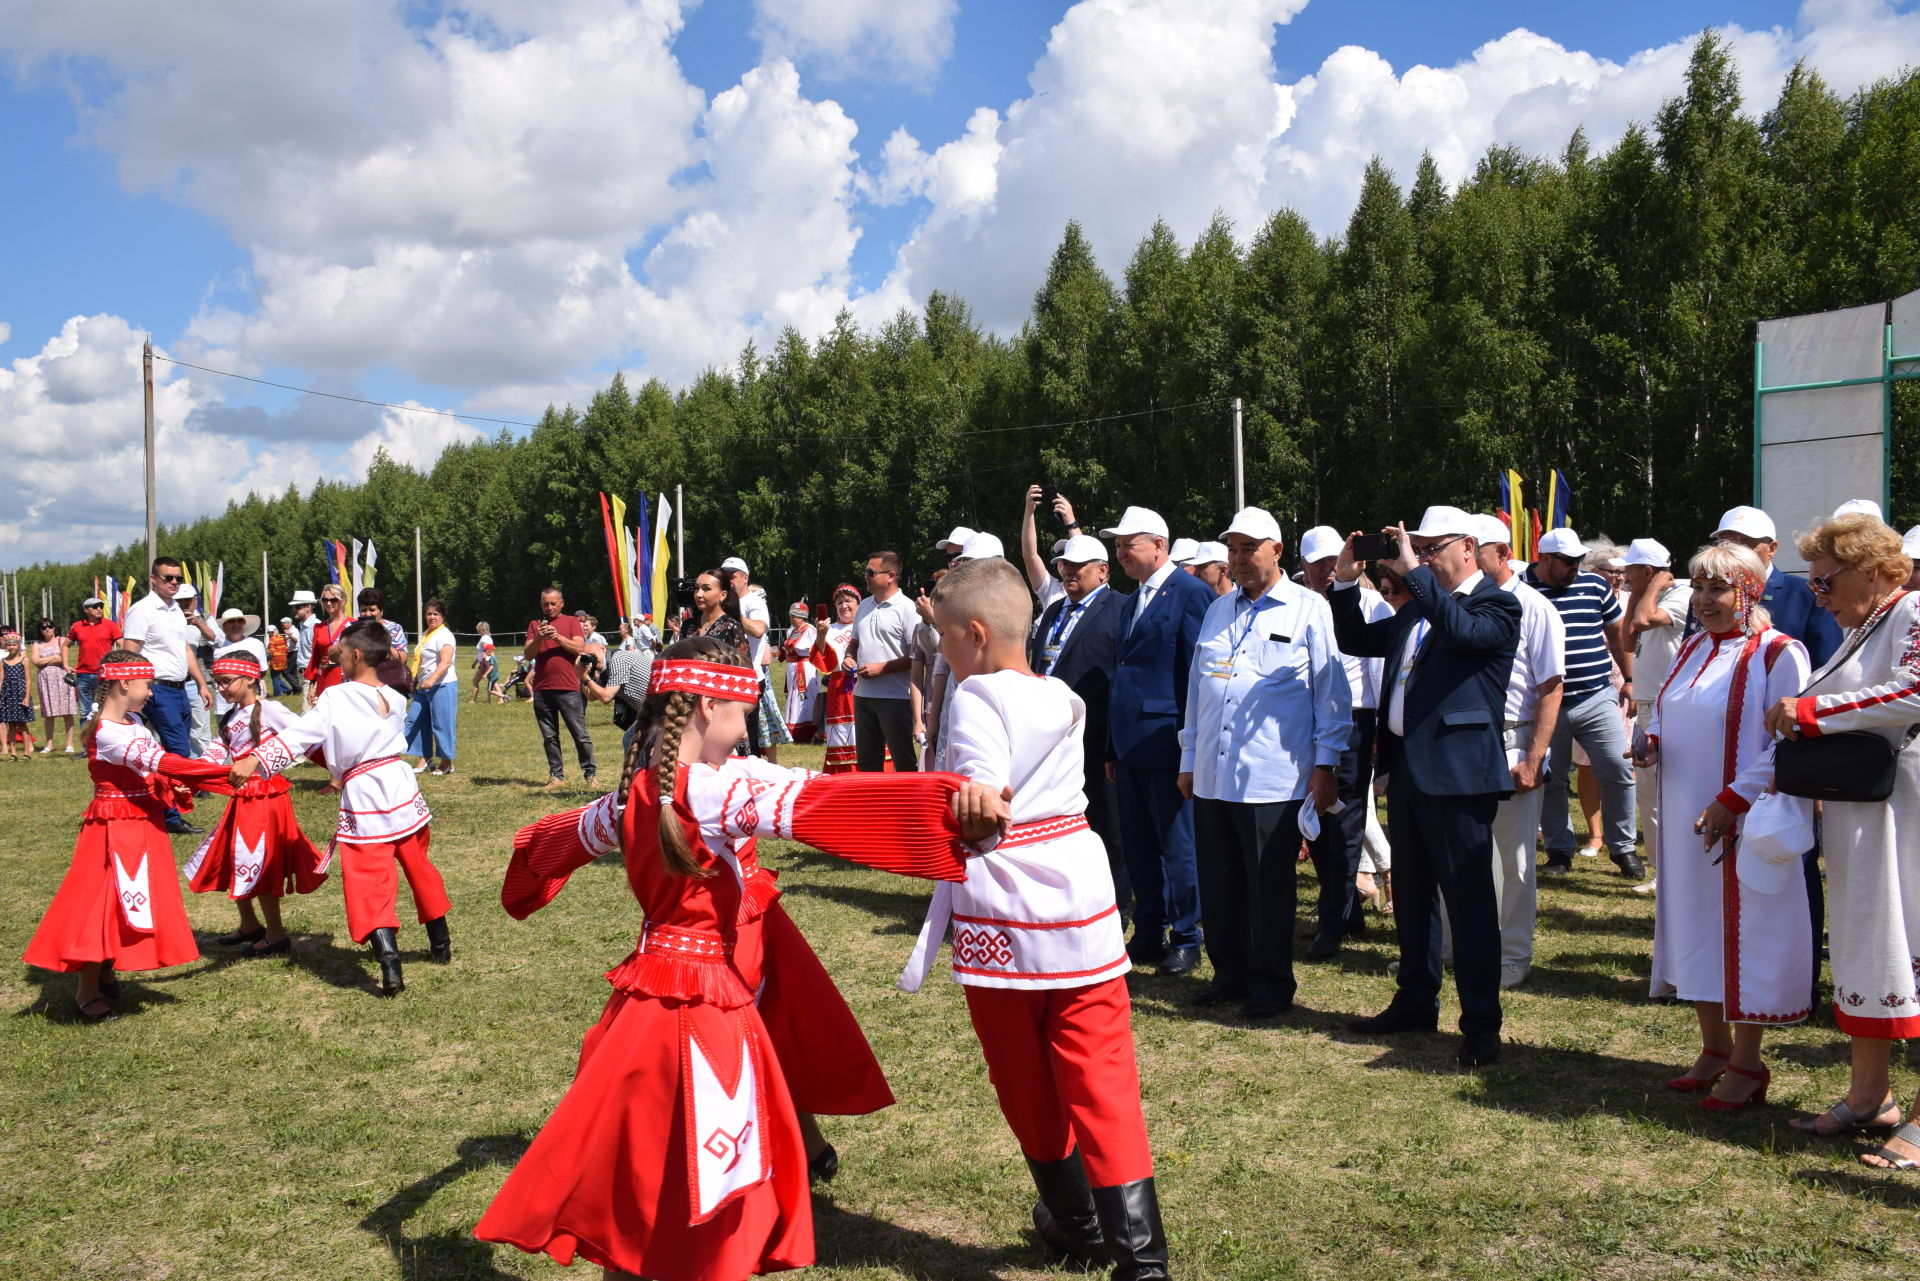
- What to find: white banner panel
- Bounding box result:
[1892,288,1920,370]
[1756,301,1885,573]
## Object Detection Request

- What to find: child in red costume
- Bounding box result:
[230,620,449,996]
[183,654,329,958]
[22,650,233,1021]
[474,636,1005,1281]
[805,584,862,773]
[899,557,1169,1280]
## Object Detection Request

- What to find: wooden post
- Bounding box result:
[262,549,270,629]
[675,483,684,567]
[143,340,157,571]
[413,526,424,637]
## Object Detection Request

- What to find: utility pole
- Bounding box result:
[261,550,270,629]
[143,339,157,570]
[675,483,684,567]
[413,526,424,637]
[1231,397,1245,512]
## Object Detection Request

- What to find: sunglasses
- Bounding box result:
[863,568,892,577]
[1412,536,1464,560]
[158,574,184,584]
[1809,566,1855,596]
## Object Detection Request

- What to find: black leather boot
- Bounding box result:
[1026,1149,1106,1267]
[368,927,405,996]
[1092,1178,1170,1281]
[424,915,452,964]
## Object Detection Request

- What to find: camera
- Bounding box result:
[671,577,698,610]
[1351,533,1397,562]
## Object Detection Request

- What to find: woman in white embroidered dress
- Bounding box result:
[1766,514,1920,1170]
[1638,544,1810,1112]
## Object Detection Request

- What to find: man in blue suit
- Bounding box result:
[1103,505,1215,976]
[1029,533,1131,913]
[1330,507,1522,1067]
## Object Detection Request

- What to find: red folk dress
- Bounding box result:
[476,762,968,1281]
[808,622,857,773]
[183,699,329,901]
[22,716,231,973]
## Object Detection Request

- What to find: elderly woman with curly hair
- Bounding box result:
[1766,513,1920,1170]
[1637,543,1811,1112]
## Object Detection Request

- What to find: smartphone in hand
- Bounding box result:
[1351,533,1397,561]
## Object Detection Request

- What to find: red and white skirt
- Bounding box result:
[23,813,200,973]
[184,778,330,900]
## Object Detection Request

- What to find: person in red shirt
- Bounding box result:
[524,587,596,791]
[67,598,123,721]
[304,586,350,701]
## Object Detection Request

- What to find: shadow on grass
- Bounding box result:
[361,1133,532,1280]
[778,861,935,936]
[287,931,384,996]
[11,966,185,1021]
[1792,1163,1920,1208]
[1534,904,1655,937]
[811,1198,1032,1280]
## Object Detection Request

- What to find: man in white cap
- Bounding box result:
[1299,524,1392,957]
[1468,516,1566,988]
[1623,537,1691,892]
[720,556,786,764]
[1711,505,1840,668]
[288,589,319,692]
[1169,538,1200,570]
[1525,526,1643,881]
[1020,486,1081,611]
[66,595,121,721]
[1179,509,1350,1017]
[1028,532,1131,915]
[1188,541,1231,597]
[1905,526,1920,590]
[1104,505,1214,975]
[1834,498,1884,520]
[212,608,268,716]
[937,525,979,560]
[1331,506,1521,1066]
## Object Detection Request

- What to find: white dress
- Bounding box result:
[1792,588,1920,1038]
[782,627,817,730]
[1648,626,1813,1021]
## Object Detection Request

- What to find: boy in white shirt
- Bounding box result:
[902,557,1166,1280]
[230,619,450,996]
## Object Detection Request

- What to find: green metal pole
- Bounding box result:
[1885,324,1896,515]
[1752,339,1764,505]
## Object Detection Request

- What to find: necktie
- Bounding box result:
[1133,585,1155,620]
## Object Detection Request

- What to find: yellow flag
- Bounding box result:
[651,492,673,619]
[609,493,631,618]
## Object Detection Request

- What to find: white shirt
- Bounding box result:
[1329,586,1392,709]
[1377,569,1486,738]
[851,593,914,699]
[1179,578,1351,803]
[414,625,456,688]
[251,680,429,844]
[122,591,193,681]
[1497,576,1567,724]
[739,590,771,669]
[1131,560,1178,620]
[1633,582,1694,703]
[1036,575,1067,611]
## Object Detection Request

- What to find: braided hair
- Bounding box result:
[80,646,146,749]
[615,634,751,879]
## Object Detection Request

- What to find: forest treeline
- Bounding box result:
[15,36,1920,628]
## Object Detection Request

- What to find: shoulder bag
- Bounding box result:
[1774,603,1920,802]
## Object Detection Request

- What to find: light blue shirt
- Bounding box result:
[1178,576,1352,803]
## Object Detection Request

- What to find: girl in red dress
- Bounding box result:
[21,650,233,1021]
[183,654,329,957]
[807,584,862,773]
[475,636,1000,1281]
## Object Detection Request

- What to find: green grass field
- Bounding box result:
[4,692,1919,1280]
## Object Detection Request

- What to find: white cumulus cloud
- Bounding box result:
[753,0,958,81]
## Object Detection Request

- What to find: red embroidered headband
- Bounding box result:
[211,655,263,677]
[832,582,860,599]
[100,659,156,681]
[647,659,760,703]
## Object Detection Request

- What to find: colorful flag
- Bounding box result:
[1547,468,1573,532]
[1500,470,1529,559]
[634,492,653,617]
[650,492,673,620]
[208,562,224,617]
[365,540,379,589]
[349,539,364,604]
[608,493,632,619]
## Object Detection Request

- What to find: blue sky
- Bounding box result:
[0,0,1907,564]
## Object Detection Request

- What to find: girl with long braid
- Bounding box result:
[183,654,329,958]
[475,636,1007,1281]
[22,649,233,1021]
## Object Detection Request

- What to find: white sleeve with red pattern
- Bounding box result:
[250,698,332,777]
[1797,595,1920,737]
[683,760,815,844]
[96,721,168,776]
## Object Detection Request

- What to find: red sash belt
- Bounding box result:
[639,923,730,962]
[344,755,402,782]
[997,814,1089,849]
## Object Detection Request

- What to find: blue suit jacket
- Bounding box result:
[1764,568,1842,669]
[1029,586,1126,771]
[1108,569,1214,767]
[1330,569,1521,797]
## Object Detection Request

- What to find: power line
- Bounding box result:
[151,356,543,429]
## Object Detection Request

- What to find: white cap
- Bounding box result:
[1835,498,1884,521]
[176,583,198,599]
[1169,538,1199,566]
[1410,505,1473,538]
[1714,505,1776,542]
[1737,793,1816,895]
[719,556,749,575]
[1299,525,1344,563]
[1053,534,1109,564]
[936,525,977,553]
[1220,506,1284,543]
[957,531,1005,561]
[1536,527,1586,557]
[1605,556,1627,570]
[1623,538,1671,568]
[279,616,293,625]
[287,589,318,606]
[82,596,105,607]
[1466,515,1511,549]
[1099,506,1169,540]
[1191,540,1229,566]
[1905,525,1920,559]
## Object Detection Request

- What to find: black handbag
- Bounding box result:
[1775,603,1920,802]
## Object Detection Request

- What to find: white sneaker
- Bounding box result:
[39,744,53,754]
[1631,878,1658,896]
[1576,845,1601,857]
[1500,963,1530,989]
[412,761,429,774]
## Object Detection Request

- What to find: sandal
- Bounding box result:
[1861,1121,1920,1172]
[99,967,121,1000]
[1790,1097,1901,1135]
[244,937,292,958]
[1667,1048,1730,1093]
[73,998,118,1023]
[216,926,267,948]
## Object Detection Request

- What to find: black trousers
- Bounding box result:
[532,688,596,781]
[1306,707,1377,934]
[1194,796,1304,1006]
[854,695,917,772]
[1385,768,1501,1037]
[1083,747,1130,920]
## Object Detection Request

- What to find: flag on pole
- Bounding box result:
[349,539,364,604]
[634,493,653,617]
[597,493,625,620]
[651,491,673,620]
[1500,470,1528,559]
[1547,469,1573,532]
[608,493,633,619]
[365,540,379,589]
[209,562,225,617]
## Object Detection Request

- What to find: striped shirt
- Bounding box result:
[1523,569,1621,702]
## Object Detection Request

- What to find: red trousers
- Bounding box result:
[337,829,449,943]
[963,977,1153,1187]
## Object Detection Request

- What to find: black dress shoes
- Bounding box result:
[1613,851,1648,881]
[1305,930,1342,961]
[1347,1005,1439,1035]
[1458,1031,1502,1067]
[1157,944,1200,976]
[1540,853,1573,877]
[1126,935,1167,967]
[165,817,203,836]
[1189,981,1248,1008]
[1238,995,1293,1020]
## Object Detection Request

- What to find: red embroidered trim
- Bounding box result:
[952,954,1131,981]
[99,660,155,680]
[211,655,261,677]
[649,659,760,703]
[1834,1006,1920,1039]
[996,814,1091,849]
[344,754,402,782]
[1720,631,1764,1022]
[642,923,730,961]
[952,904,1120,932]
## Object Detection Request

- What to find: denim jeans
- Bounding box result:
[406,680,459,761]
[74,673,100,721]
[1541,690,1637,857]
